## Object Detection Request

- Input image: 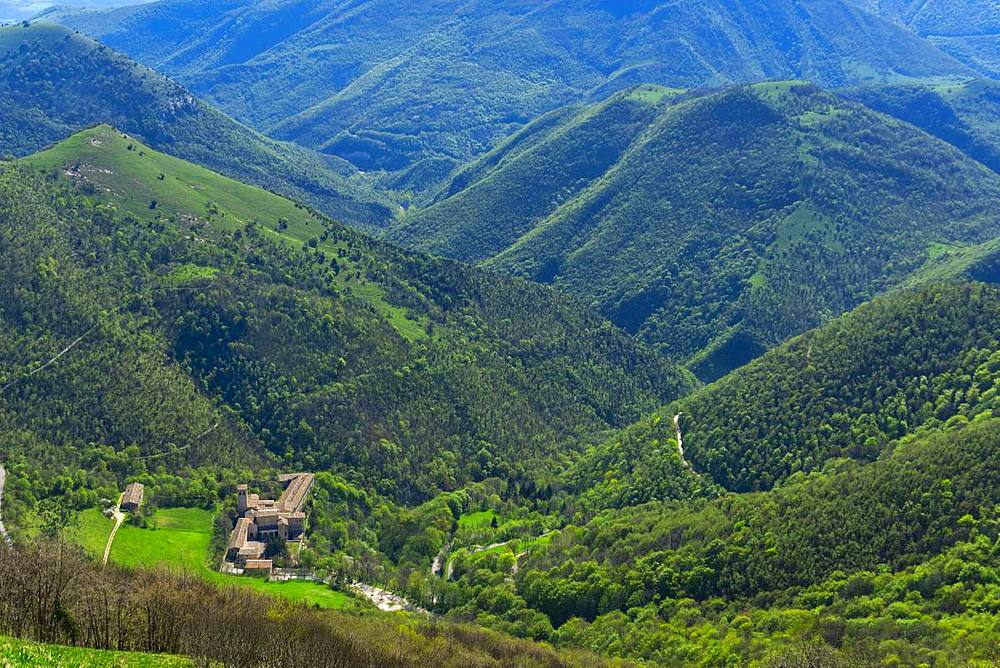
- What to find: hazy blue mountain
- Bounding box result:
[848,79,1000,174]
[0,0,135,22]
[849,0,1000,77]
[45,0,975,180]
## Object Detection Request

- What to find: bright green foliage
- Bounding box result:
[573,283,1000,501]
[69,507,362,610]
[0,22,393,228]
[399,83,1000,379]
[671,283,1000,492]
[0,636,191,667]
[564,412,721,511]
[442,417,1000,665]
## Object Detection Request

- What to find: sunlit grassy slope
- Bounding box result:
[23,125,428,341]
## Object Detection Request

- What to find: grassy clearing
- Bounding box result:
[627,84,680,105]
[0,635,190,667]
[456,510,496,530]
[902,238,1000,287]
[69,507,363,611]
[26,126,322,239]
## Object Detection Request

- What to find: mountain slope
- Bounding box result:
[44,0,974,179]
[0,21,395,228]
[848,79,1000,174]
[395,83,1000,379]
[429,283,1000,665]
[2,126,691,511]
[567,282,1000,504]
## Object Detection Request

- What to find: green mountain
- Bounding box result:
[568,282,1000,506]
[433,284,1000,665]
[0,126,689,519]
[45,0,974,181]
[848,79,1000,174]
[393,82,1000,380]
[0,21,395,229]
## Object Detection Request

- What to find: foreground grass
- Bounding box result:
[0,636,190,667]
[69,508,362,611]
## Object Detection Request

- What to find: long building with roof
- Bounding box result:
[225,473,314,567]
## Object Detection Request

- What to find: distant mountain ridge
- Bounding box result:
[45,0,977,184]
[848,0,1000,77]
[392,82,1000,379]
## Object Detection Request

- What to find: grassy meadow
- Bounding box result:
[69,507,362,611]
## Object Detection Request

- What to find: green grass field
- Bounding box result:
[69,507,362,611]
[0,636,190,667]
[26,126,322,240]
[456,510,496,530]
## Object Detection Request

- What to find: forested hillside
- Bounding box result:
[0,128,689,532]
[396,83,1000,379]
[464,417,1000,665]
[0,22,394,228]
[45,0,973,185]
[849,79,1000,174]
[568,283,1000,504]
[416,286,1000,664]
[4,2,1000,665]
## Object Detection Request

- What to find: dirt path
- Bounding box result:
[674,413,693,470]
[0,466,12,548]
[431,542,450,577]
[102,493,125,567]
[2,324,99,394]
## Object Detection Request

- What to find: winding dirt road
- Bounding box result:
[674,413,692,470]
[102,493,125,567]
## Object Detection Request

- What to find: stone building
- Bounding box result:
[226,473,314,567]
[121,482,144,512]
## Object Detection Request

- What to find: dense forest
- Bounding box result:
[0,132,689,537]
[408,362,1000,665]
[3,2,1000,665]
[848,79,1000,175]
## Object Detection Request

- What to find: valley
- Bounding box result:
[1,2,1000,666]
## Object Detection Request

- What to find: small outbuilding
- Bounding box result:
[121,482,145,512]
[244,559,273,575]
